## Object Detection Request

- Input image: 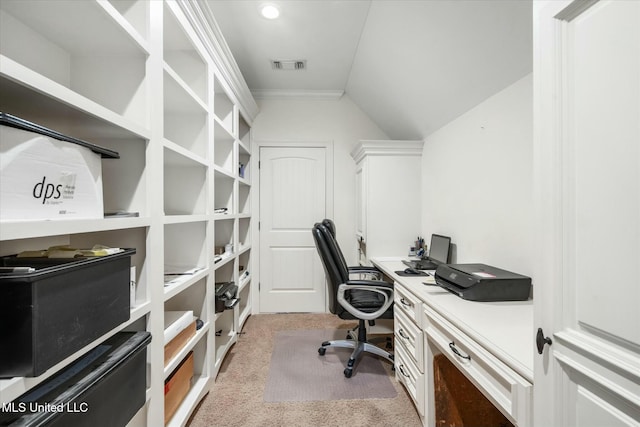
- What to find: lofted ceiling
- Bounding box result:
[206,0,532,140]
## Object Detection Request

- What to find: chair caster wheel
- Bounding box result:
[318,347,326,356]
[343,368,353,378]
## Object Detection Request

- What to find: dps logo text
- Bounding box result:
[32,175,76,205]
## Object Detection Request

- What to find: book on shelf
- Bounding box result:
[163,266,205,286]
[164,352,194,423]
[164,311,194,344]
[105,211,139,218]
[164,311,197,367]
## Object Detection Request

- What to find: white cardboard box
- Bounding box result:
[0,115,116,221]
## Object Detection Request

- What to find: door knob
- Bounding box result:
[536,328,552,354]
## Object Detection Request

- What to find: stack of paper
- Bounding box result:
[17,245,123,258]
[422,272,437,285]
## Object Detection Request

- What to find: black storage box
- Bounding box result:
[0,249,135,378]
[0,331,151,427]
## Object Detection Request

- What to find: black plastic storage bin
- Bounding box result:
[0,331,151,427]
[0,249,136,378]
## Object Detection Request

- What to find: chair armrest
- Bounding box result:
[348,266,379,273]
[345,280,394,289]
[348,266,382,280]
[337,280,394,321]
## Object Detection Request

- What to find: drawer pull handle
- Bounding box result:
[398,328,410,340]
[398,364,411,378]
[400,297,412,307]
[449,342,471,361]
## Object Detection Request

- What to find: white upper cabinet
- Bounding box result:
[351,140,424,265]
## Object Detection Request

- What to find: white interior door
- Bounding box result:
[534,1,640,426]
[259,146,329,313]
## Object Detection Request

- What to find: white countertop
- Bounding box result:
[372,257,534,382]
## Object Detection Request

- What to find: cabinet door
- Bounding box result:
[534,1,640,426]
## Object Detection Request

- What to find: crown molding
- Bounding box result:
[177,0,259,124]
[350,140,424,163]
[252,89,345,101]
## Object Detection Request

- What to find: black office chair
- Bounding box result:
[320,218,381,279]
[312,222,394,378]
[321,219,392,353]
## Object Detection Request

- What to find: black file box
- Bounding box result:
[0,331,151,427]
[0,249,136,378]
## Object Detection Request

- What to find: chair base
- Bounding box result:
[318,320,394,378]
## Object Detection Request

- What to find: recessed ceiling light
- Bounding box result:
[261,4,280,19]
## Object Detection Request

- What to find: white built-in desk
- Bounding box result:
[371,257,533,427]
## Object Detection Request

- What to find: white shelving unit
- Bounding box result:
[0,1,258,426]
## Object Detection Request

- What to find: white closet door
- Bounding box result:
[259,146,328,313]
[534,1,640,426]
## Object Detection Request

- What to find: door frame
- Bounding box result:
[534,2,580,424]
[251,140,334,314]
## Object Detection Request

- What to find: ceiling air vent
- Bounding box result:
[271,60,306,70]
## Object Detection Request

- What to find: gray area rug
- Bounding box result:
[263,329,397,402]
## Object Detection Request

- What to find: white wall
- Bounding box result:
[251,75,533,276]
[251,95,389,264]
[421,73,533,276]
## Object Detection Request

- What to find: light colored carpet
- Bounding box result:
[263,329,397,402]
[187,313,422,427]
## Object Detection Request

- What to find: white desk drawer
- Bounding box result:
[395,307,424,371]
[423,306,532,427]
[394,281,422,327]
[395,340,425,417]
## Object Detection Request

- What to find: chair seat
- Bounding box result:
[347,289,394,317]
[338,290,394,321]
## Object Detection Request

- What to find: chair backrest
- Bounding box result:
[322,218,336,237]
[320,218,350,274]
[312,223,349,315]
